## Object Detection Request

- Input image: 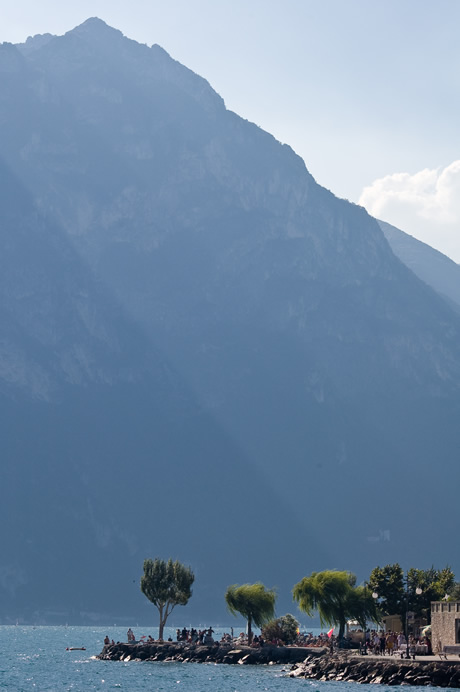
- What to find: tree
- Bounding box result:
[347,583,380,631]
[448,582,460,601]
[262,613,299,644]
[225,582,276,644]
[292,570,379,641]
[369,563,405,620]
[407,566,455,621]
[369,563,455,625]
[140,557,194,641]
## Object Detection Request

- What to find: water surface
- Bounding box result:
[0,626,437,691]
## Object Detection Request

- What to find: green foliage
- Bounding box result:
[347,584,380,630]
[448,582,460,601]
[369,563,404,618]
[407,566,455,619]
[262,613,299,644]
[369,563,455,623]
[292,570,379,640]
[141,557,194,640]
[225,582,276,643]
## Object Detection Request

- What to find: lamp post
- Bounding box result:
[405,582,422,659]
[361,582,369,654]
[372,591,379,638]
[361,583,380,655]
[360,588,379,655]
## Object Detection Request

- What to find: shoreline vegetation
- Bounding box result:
[97,643,460,686]
[97,559,460,687]
[138,562,457,651]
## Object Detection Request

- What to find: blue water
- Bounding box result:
[0,626,437,691]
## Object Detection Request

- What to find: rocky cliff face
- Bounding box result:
[1,18,460,624]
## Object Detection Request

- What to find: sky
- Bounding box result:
[1,0,459,261]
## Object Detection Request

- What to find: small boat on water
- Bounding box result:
[66,647,86,651]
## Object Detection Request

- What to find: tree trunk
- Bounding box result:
[159,605,164,641]
[247,616,253,645]
[338,619,345,641]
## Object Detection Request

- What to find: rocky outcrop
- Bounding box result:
[98,644,460,686]
[97,641,325,665]
[290,652,460,687]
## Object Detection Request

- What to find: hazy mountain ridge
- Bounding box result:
[4,19,460,393]
[380,219,460,311]
[1,19,460,624]
[16,32,54,56]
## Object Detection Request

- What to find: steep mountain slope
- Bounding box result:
[380,219,460,311]
[1,18,460,624]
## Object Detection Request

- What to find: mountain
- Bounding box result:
[379,219,460,311]
[1,18,460,624]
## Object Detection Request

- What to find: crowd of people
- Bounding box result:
[296,632,335,647]
[359,630,432,656]
[101,626,431,655]
[100,628,338,648]
[176,627,216,644]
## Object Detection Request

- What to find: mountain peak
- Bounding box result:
[15,32,54,56]
[69,17,124,41]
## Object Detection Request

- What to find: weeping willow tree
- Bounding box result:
[225,582,276,644]
[293,570,379,641]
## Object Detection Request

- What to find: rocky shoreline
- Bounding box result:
[97,640,322,665]
[97,642,460,686]
[290,652,460,687]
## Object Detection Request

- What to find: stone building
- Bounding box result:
[382,614,402,632]
[382,613,426,636]
[431,601,460,651]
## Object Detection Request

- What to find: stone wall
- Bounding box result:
[431,601,460,650]
[290,651,460,687]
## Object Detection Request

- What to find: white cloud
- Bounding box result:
[358,161,460,263]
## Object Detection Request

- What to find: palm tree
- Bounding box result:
[293,570,378,641]
[225,582,276,644]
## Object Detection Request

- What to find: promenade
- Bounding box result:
[356,652,460,664]
[290,650,460,686]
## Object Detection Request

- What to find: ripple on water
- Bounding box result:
[0,627,441,692]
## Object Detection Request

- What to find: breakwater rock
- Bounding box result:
[97,641,325,665]
[290,652,460,687]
